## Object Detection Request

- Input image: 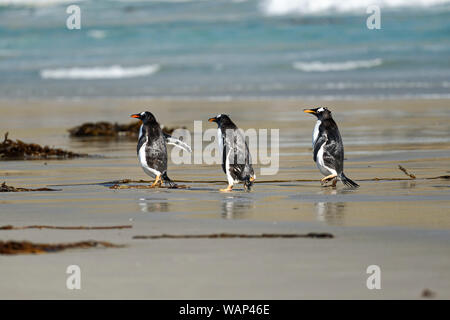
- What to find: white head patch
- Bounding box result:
[317,107,325,113]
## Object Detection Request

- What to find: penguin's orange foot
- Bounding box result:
[331,178,337,188]
[219,185,233,192]
[321,174,337,185]
[322,178,337,188]
[150,175,162,188]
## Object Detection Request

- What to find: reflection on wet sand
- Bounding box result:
[400,181,416,189]
[138,198,170,213]
[315,202,346,225]
[221,195,255,219]
[315,189,346,225]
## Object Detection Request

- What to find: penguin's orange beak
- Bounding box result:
[208,117,217,122]
[130,114,141,119]
[303,109,317,115]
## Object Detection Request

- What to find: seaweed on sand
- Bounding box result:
[68,121,139,137]
[0,182,59,192]
[0,240,124,255]
[0,225,132,230]
[133,233,334,239]
[398,165,416,179]
[0,132,87,160]
[68,121,185,138]
[421,289,436,298]
[109,183,189,190]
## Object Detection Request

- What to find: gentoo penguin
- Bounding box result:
[208,114,256,192]
[130,111,191,188]
[303,107,359,188]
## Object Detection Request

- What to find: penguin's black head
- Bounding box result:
[303,107,332,120]
[208,114,232,126]
[130,111,157,124]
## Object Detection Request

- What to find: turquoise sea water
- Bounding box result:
[0,0,449,99]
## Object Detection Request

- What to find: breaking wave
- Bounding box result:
[40,64,160,79]
[261,0,450,16]
[292,59,383,72]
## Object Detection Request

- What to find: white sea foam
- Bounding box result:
[40,64,160,79]
[293,58,382,72]
[318,81,437,89]
[261,0,450,15]
[87,30,107,39]
[115,0,207,3]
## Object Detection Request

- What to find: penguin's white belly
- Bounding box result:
[312,120,321,147]
[220,128,238,184]
[225,149,240,184]
[138,140,161,178]
[315,142,337,177]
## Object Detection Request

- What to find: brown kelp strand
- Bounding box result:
[47,174,450,189]
[0,182,60,192]
[101,175,449,186]
[0,225,132,230]
[133,233,334,240]
[109,184,189,189]
[0,132,87,160]
[0,240,124,255]
[398,165,417,179]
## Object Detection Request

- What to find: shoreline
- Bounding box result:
[2,96,450,103]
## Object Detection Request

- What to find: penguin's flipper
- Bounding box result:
[313,135,326,162]
[164,133,192,153]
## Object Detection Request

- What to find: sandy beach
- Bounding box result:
[1,98,449,299]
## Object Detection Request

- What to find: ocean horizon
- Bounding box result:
[1,0,449,100]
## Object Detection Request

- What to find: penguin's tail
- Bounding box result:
[243,175,255,192]
[161,171,177,189]
[339,172,359,189]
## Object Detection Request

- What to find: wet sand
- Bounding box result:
[0,98,449,299]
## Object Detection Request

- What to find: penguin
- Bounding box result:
[303,107,359,188]
[208,114,256,192]
[130,111,191,188]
